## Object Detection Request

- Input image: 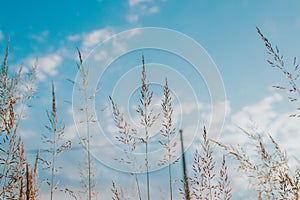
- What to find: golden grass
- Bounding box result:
[1,29,300,199]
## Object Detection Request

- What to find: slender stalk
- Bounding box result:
[50,132,56,200]
[50,82,57,200]
[26,164,32,200]
[137,55,157,200]
[180,129,190,200]
[160,78,176,200]
[141,55,151,200]
[168,156,172,200]
[85,88,92,200]
[110,97,142,200]
[145,126,150,200]
[77,49,92,200]
[0,39,36,198]
[48,83,57,200]
[42,82,70,199]
[134,173,142,200]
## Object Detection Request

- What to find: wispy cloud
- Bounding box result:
[221,93,300,161]
[65,27,142,61]
[67,34,81,42]
[29,30,49,43]
[67,27,115,54]
[82,28,114,51]
[126,14,139,23]
[126,0,163,23]
[129,0,152,7]
[27,53,62,81]
[225,93,283,133]
[149,6,160,14]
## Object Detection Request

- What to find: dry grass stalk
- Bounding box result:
[41,82,71,200]
[109,96,142,200]
[61,188,78,200]
[188,127,232,200]
[136,55,159,200]
[159,78,177,200]
[19,176,25,200]
[217,155,232,200]
[257,27,300,116]
[111,181,124,200]
[179,129,191,200]
[109,56,159,200]
[215,128,299,199]
[21,151,40,200]
[0,39,37,199]
[190,126,216,199]
[75,49,99,200]
[26,163,32,199]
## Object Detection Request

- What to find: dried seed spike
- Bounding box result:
[51,81,57,118]
[3,36,10,75]
[77,47,83,65]
[26,163,32,199]
[34,149,39,179]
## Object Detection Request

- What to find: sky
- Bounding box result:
[1,0,300,199]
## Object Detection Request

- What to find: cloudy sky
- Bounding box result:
[1,0,300,199]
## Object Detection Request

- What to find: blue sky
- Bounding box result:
[1,0,300,199]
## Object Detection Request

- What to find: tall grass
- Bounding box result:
[179,129,191,200]
[257,27,300,115]
[0,39,38,199]
[136,55,159,200]
[111,181,124,200]
[2,28,300,199]
[215,128,299,199]
[41,82,71,199]
[189,127,232,200]
[75,49,100,199]
[159,78,177,200]
[110,96,142,200]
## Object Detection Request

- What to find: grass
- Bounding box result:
[159,78,177,200]
[1,28,300,199]
[0,38,38,199]
[78,49,93,200]
[257,27,300,115]
[188,127,232,200]
[40,82,71,199]
[214,127,300,199]
[136,55,159,200]
[109,96,142,200]
[179,129,191,200]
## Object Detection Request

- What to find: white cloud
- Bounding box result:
[129,0,152,7]
[64,123,79,140]
[226,93,283,133]
[125,28,141,38]
[67,34,81,42]
[73,28,141,61]
[111,38,128,54]
[149,6,159,13]
[220,93,300,163]
[93,49,109,61]
[126,14,139,23]
[126,0,161,23]
[27,54,62,81]
[65,28,115,56]
[82,28,114,53]
[212,93,300,198]
[29,30,49,43]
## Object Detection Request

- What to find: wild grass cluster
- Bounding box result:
[0,28,299,199]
